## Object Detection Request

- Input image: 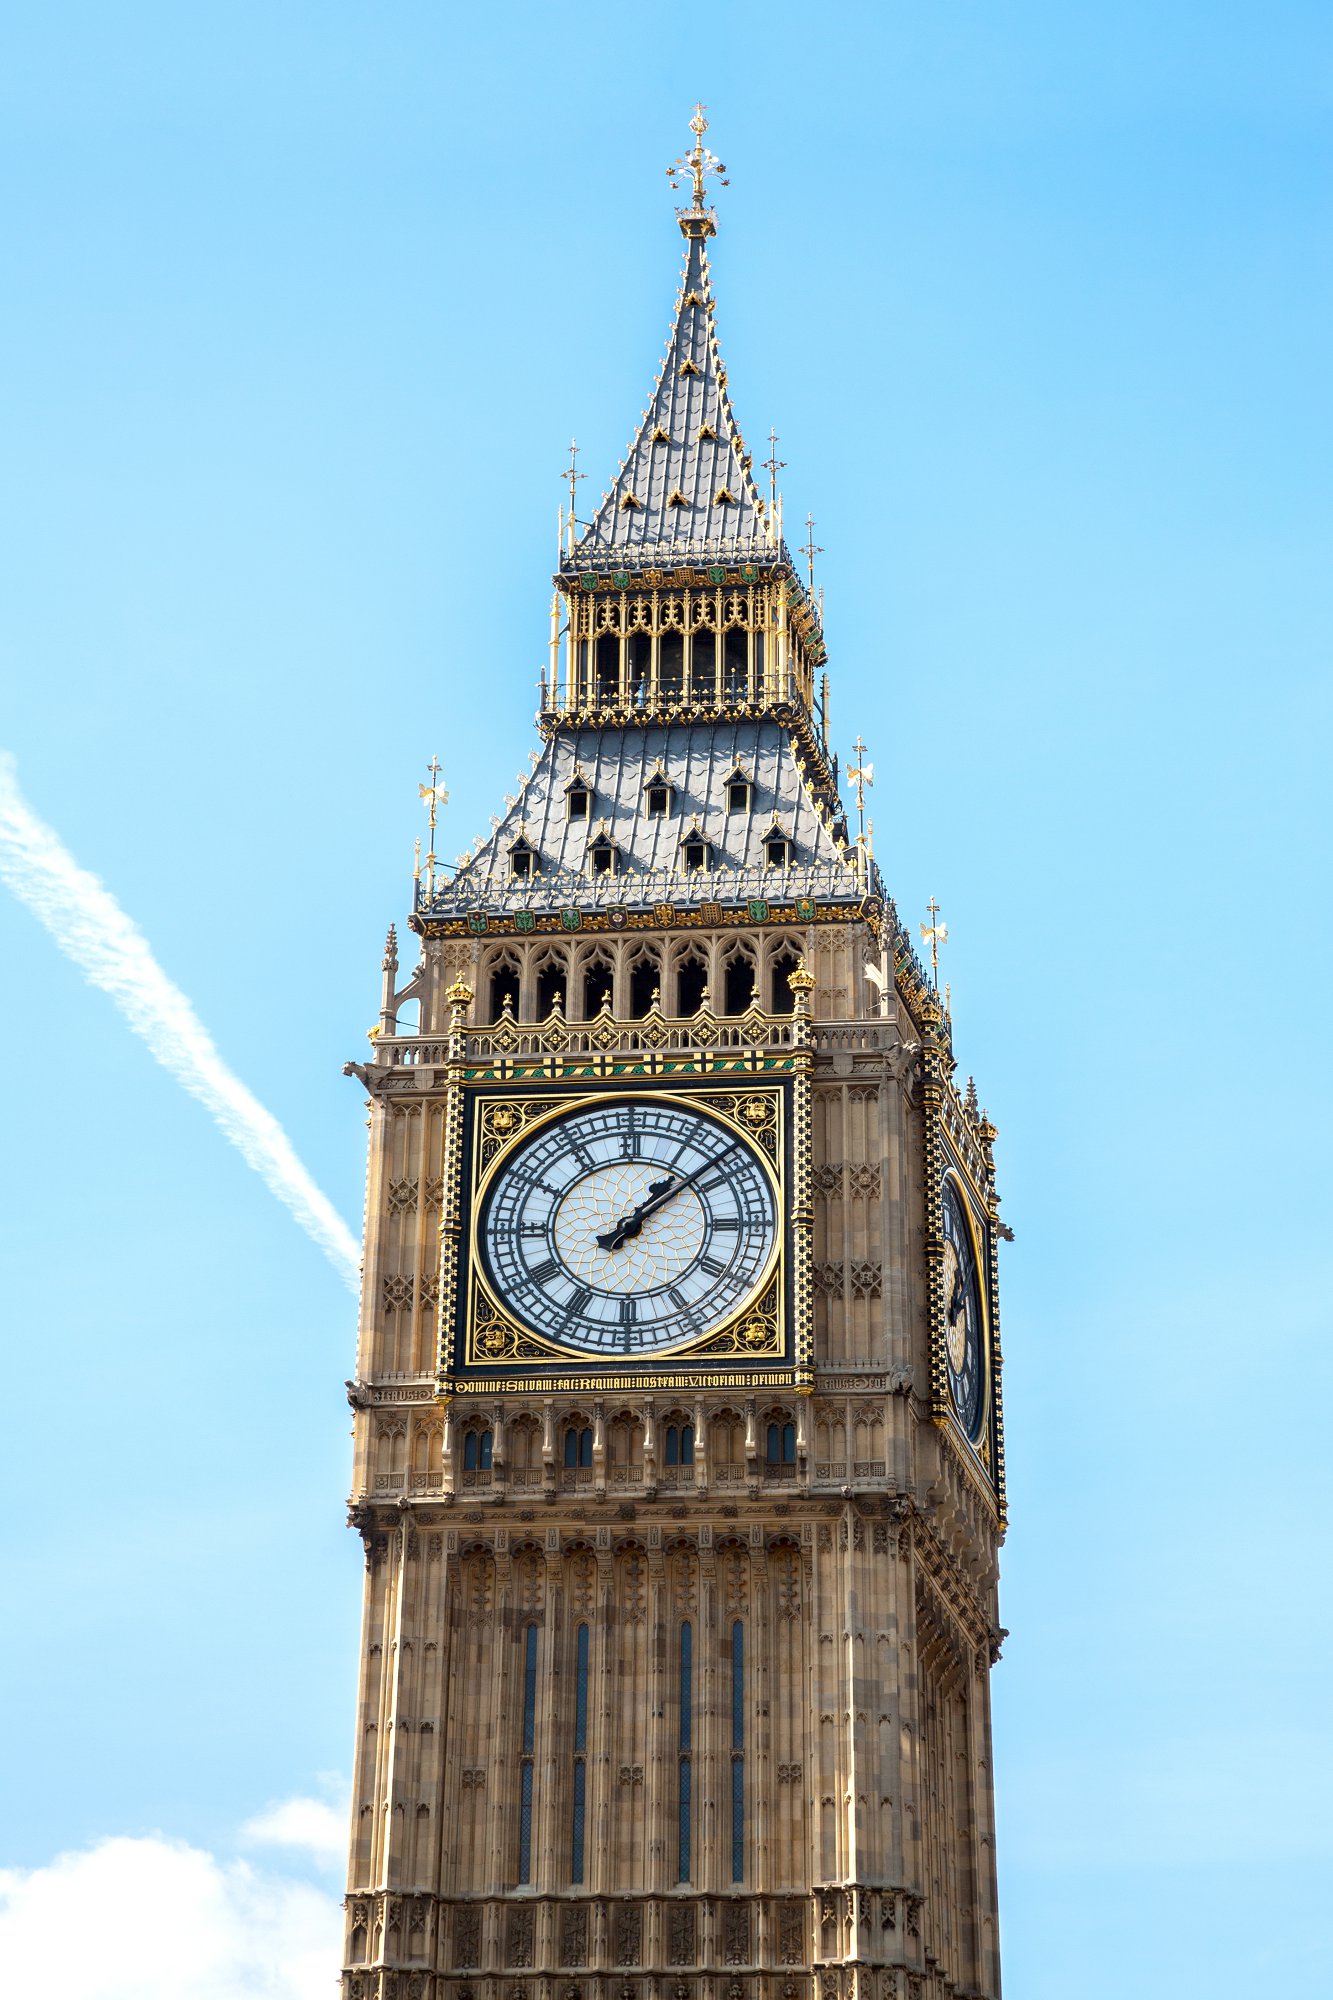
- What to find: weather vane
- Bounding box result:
[667,103,729,211]
[762,428,786,510]
[847,734,874,849]
[561,438,586,555]
[418,756,448,898]
[920,896,948,991]
[800,512,824,592]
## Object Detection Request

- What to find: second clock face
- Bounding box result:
[941,1181,984,1438]
[478,1097,778,1356]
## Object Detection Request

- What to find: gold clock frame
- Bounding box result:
[439,1073,809,1397]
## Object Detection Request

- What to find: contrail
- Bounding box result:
[0,754,361,1292]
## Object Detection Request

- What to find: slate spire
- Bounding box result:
[564,109,781,577]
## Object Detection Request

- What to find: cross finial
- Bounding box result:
[920,896,948,990]
[668,104,728,229]
[800,513,824,591]
[762,427,786,510]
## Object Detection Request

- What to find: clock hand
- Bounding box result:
[596,1147,737,1252]
[948,1271,966,1322]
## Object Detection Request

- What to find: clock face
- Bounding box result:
[478,1097,778,1356]
[940,1181,984,1438]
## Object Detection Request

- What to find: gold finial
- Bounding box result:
[418,757,448,898]
[920,896,948,991]
[788,958,816,994]
[667,104,728,233]
[800,513,824,592]
[762,428,786,511]
[446,977,473,1019]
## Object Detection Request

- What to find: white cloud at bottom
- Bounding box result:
[0,1831,341,1999]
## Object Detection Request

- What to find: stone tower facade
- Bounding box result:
[341,111,1007,2000]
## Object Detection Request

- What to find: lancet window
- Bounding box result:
[677,1619,693,1882]
[570,1620,590,1882]
[517,1623,538,1884]
[730,1619,746,1882]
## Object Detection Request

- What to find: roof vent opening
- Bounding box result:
[678,359,701,378]
[667,489,688,508]
[697,422,717,441]
[713,487,736,506]
[651,425,671,444]
[619,491,642,511]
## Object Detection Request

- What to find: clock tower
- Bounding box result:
[341,109,1008,2000]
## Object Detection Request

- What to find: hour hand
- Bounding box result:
[596,1174,682,1251]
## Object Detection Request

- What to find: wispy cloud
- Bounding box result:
[241,1793,348,1869]
[0,754,360,1291]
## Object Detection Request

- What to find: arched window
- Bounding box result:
[627,630,651,696]
[628,951,659,1019]
[677,1620,693,1881]
[517,1623,539,1883]
[766,1420,797,1466]
[730,1620,745,1881]
[488,956,521,1023]
[659,630,684,702]
[723,627,748,702]
[664,1422,695,1466]
[581,952,614,1018]
[571,1620,590,1882]
[676,952,708,1015]
[595,631,620,704]
[770,947,802,1015]
[723,949,756,1016]
[535,956,567,1017]
[690,631,716,704]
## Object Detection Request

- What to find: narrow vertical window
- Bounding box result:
[677,1621,693,1882]
[571,1622,589,1882]
[518,1623,538,1883]
[730,1619,745,1882]
[480,1429,493,1470]
[464,1433,478,1471]
[681,1423,694,1465]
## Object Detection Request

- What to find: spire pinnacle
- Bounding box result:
[667,103,729,238]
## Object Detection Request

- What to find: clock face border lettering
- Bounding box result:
[461,1085,788,1366]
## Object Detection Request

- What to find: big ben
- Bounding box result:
[342,108,1008,2000]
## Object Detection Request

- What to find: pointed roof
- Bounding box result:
[564,213,779,575]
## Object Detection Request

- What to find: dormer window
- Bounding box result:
[725,770,752,814]
[764,824,794,869]
[566,777,591,820]
[509,838,540,880]
[644,767,675,819]
[682,835,710,873]
[589,834,619,877]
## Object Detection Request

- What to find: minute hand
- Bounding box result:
[596,1146,738,1252]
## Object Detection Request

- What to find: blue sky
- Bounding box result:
[1,4,1330,1993]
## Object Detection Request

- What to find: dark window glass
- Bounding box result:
[464,1433,478,1471]
[564,1429,578,1468]
[567,785,590,819]
[767,1422,780,1463]
[480,1430,493,1470]
[681,1423,694,1464]
[766,836,790,868]
[518,1623,539,1884]
[579,1426,593,1468]
[731,1620,745,1881]
[590,841,616,876]
[783,1422,796,1463]
[665,1425,679,1466]
[647,784,670,817]
[678,1620,693,1882]
[683,839,707,871]
[727,779,749,813]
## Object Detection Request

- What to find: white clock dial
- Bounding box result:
[478,1097,778,1356]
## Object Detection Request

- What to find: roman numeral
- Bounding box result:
[700,1255,727,1277]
